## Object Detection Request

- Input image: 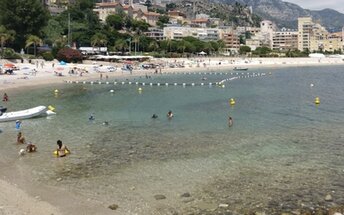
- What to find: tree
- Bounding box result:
[43,19,64,46]
[133,35,140,55]
[148,41,159,52]
[25,35,43,56]
[217,40,226,54]
[114,39,128,54]
[91,33,108,51]
[0,25,15,59]
[239,45,251,55]
[0,0,49,50]
[106,15,124,30]
[157,15,170,28]
[56,47,83,63]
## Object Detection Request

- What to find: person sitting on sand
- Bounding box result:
[56,140,70,157]
[17,132,26,144]
[167,110,173,118]
[26,141,37,153]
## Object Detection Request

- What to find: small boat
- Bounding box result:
[233,67,248,71]
[0,106,48,122]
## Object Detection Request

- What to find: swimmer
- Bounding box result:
[89,114,95,121]
[26,141,37,153]
[17,132,26,144]
[15,120,21,130]
[56,140,70,157]
[3,93,9,102]
[102,121,109,126]
[167,110,173,118]
[228,116,233,127]
[152,114,158,119]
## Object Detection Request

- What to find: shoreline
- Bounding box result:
[1,57,344,93]
[1,57,344,214]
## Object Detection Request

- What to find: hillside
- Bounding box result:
[171,0,262,27]
[212,0,344,31]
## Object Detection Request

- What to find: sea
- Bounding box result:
[1,65,344,214]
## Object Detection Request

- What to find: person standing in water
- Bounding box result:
[228,116,233,127]
[3,93,9,102]
[56,140,70,157]
[167,110,173,119]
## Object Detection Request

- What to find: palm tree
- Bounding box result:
[148,41,159,52]
[0,26,15,59]
[133,35,140,55]
[25,35,43,57]
[114,39,128,54]
[204,42,214,55]
[166,38,172,53]
[177,40,187,54]
[91,33,108,52]
[53,36,68,49]
[217,40,226,54]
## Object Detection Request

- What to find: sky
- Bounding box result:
[284,0,344,13]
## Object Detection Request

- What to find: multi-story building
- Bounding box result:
[298,17,343,52]
[297,17,313,51]
[93,2,160,26]
[163,27,220,41]
[144,27,164,41]
[272,29,298,51]
[221,31,240,53]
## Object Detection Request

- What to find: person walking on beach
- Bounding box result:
[2,93,9,102]
[56,140,70,157]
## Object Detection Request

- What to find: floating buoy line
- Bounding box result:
[64,72,267,87]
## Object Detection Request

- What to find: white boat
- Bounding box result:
[0,106,48,122]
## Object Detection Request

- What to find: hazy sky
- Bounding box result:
[284,0,344,13]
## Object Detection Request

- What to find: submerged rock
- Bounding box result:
[108,204,118,210]
[154,194,166,200]
[325,194,333,202]
[180,192,191,198]
[196,202,218,211]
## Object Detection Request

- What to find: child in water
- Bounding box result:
[167,111,173,118]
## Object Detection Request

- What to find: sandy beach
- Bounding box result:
[1,56,344,215]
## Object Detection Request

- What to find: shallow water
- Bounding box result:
[1,66,344,214]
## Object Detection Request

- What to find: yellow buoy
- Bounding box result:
[138,88,142,91]
[54,89,59,93]
[229,98,236,106]
[314,97,320,105]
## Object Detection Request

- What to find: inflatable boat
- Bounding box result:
[0,106,48,122]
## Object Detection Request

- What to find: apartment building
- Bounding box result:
[163,27,220,41]
[272,29,298,51]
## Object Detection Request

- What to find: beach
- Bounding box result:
[1,57,344,215]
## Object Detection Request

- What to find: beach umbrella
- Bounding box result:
[199,51,207,55]
[59,61,67,65]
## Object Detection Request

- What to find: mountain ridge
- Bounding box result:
[211,0,344,31]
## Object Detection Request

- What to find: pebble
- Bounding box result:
[56,178,63,182]
[180,192,191,198]
[154,194,166,200]
[333,213,343,215]
[108,204,118,210]
[325,194,333,201]
[219,203,229,208]
[182,198,194,203]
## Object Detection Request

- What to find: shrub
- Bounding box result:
[56,48,83,63]
[41,52,54,61]
[2,48,22,59]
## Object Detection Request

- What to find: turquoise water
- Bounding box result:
[1,65,344,214]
